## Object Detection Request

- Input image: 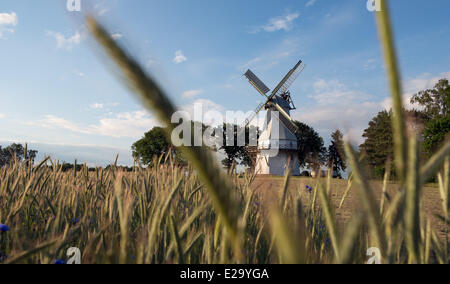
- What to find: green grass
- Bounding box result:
[0,0,448,264]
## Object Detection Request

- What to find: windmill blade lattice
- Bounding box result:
[280,62,305,94]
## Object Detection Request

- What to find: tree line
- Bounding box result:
[0,143,38,167]
[2,79,447,181]
[360,78,449,179]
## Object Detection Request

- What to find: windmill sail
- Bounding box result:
[270,60,305,98]
[272,102,299,134]
[244,102,266,128]
[243,59,304,132]
[244,69,270,97]
[280,62,305,94]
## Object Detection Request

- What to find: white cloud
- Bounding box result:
[363,58,377,71]
[29,99,227,140]
[181,99,225,126]
[241,57,262,70]
[29,111,158,138]
[294,71,450,145]
[292,79,382,145]
[89,103,104,110]
[310,79,370,105]
[0,12,18,25]
[182,89,204,99]
[264,13,299,32]
[94,2,110,16]
[0,114,5,119]
[0,12,18,38]
[97,8,109,16]
[46,30,82,50]
[73,70,85,77]
[111,33,123,40]
[87,102,119,111]
[34,115,89,134]
[182,99,224,113]
[293,102,381,145]
[239,37,299,71]
[173,50,187,64]
[146,55,160,68]
[305,0,317,7]
[381,71,450,110]
[294,102,380,128]
[252,12,300,33]
[90,111,158,138]
[147,59,157,67]
[404,71,450,97]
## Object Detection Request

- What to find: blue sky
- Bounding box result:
[0,0,449,166]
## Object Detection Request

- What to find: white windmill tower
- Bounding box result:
[243,60,305,176]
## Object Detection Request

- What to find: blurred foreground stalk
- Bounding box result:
[86,17,243,260]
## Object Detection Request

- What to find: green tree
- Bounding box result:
[132,122,212,167]
[411,78,450,155]
[217,124,258,169]
[423,115,450,153]
[0,143,38,167]
[411,79,450,119]
[294,121,326,170]
[360,110,393,178]
[132,127,175,166]
[0,146,5,167]
[327,130,346,178]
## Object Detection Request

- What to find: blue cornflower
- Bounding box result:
[305,185,313,192]
[0,224,10,232]
[0,252,7,263]
[54,259,66,265]
[72,218,80,225]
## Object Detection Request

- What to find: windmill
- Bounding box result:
[243,59,305,176]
